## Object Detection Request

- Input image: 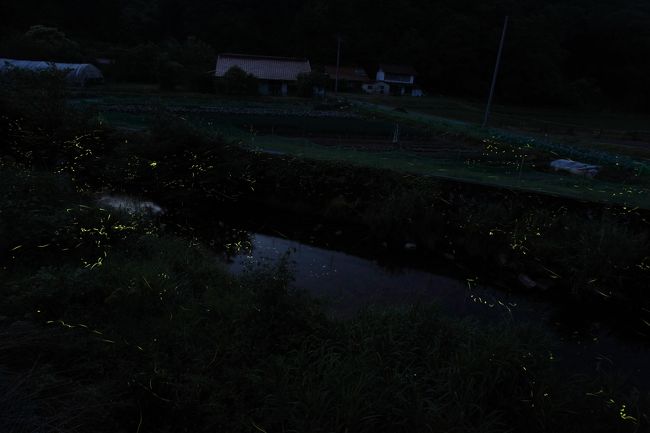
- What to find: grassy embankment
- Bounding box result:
[355,93,650,137]
[2,74,648,431]
[2,140,648,433]
[69,91,650,327]
[79,90,650,210]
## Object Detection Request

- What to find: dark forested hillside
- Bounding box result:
[1,0,649,110]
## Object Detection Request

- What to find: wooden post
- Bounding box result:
[335,35,341,95]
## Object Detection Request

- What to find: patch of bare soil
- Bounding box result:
[308,135,483,158]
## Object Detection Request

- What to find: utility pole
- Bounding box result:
[482,15,509,128]
[334,35,342,95]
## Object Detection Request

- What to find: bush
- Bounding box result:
[296,71,328,97]
[174,36,216,93]
[1,160,647,433]
[0,66,109,171]
[219,66,258,96]
[0,67,68,164]
[157,59,185,91]
[0,66,67,130]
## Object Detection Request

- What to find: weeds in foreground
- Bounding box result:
[1,166,647,432]
[1,81,649,431]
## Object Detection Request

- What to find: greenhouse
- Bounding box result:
[0,58,104,86]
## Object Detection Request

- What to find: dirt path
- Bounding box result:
[93,103,359,119]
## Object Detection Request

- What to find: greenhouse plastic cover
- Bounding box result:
[0,58,103,85]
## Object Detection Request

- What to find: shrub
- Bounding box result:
[157,59,185,90]
[0,66,67,130]
[296,71,328,97]
[0,67,68,163]
[1,160,647,433]
[219,66,258,96]
[0,66,109,172]
[175,36,216,93]
[363,187,444,250]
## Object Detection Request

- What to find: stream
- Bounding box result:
[230,233,528,320]
[229,232,650,391]
[100,194,650,391]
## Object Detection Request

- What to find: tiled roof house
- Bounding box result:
[323,65,370,82]
[215,53,311,95]
[323,65,370,92]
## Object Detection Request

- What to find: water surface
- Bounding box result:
[229,232,650,390]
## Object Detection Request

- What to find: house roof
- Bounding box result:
[215,53,311,81]
[378,64,417,76]
[323,65,370,82]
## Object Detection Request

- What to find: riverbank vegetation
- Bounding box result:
[81,112,650,334]
[73,90,650,210]
[1,69,649,432]
[1,166,647,432]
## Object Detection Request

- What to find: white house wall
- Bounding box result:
[375,69,414,84]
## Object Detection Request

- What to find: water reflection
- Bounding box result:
[230,233,538,321]
[229,232,650,390]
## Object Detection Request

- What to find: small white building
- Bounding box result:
[215,53,311,96]
[0,58,104,86]
[373,64,421,96]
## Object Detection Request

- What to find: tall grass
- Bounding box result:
[1,82,649,431]
[1,164,647,432]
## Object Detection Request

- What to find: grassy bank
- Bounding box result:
[1,164,647,433]
[19,97,650,330]
[353,94,650,135]
[238,152,650,324]
[9,73,650,328]
[90,99,650,210]
[1,73,649,431]
[86,110,650,325]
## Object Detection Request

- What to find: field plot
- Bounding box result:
[356,94,650,140]
[78,91,650,209]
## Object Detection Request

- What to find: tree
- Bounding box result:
[0,25,83,62]
[111,43,162,83]
[157,58,185,90]
[175,36,216,92]
[3,0,650,111]
[296,71,328,97]
[219,66,258,96]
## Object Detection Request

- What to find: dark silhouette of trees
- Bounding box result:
[1,0,649,109]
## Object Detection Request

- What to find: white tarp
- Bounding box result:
[0,58,104,86]
[550,159,600,177]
